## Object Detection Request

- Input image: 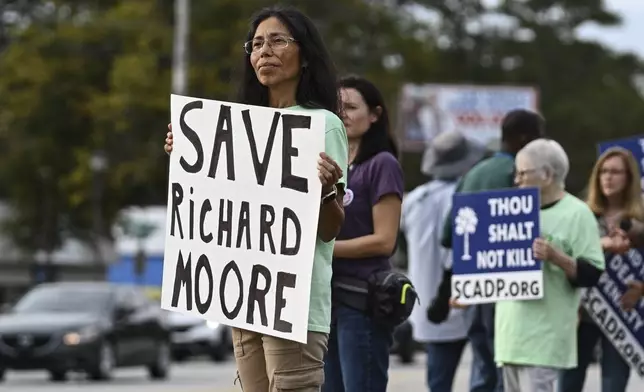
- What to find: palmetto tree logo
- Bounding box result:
[455,207,478,261]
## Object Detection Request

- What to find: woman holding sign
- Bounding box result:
[322,76,406,392]
[560,146,644,392]
[495,138,606,392]
[165,6,348,392]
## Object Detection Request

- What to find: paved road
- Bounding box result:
[3,347,643,391]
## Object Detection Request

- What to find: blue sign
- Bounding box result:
[451,187,542,304]
[583,249,644,377]
[598,136,644,191]
[593,136,644,375]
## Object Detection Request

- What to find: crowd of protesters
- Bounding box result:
[411,113,644,392]
[162,4,644,392]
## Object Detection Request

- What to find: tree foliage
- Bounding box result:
[0,0,430,254]
[0,0,642,256]
[398,0,644,192]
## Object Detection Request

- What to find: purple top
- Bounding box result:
[333,151,405,280]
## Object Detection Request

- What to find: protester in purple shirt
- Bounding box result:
[322,76,404,392]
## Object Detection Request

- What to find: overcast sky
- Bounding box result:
[578,0,644,56]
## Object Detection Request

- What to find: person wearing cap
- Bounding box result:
[401,131,489,391]
[429,109,546,392]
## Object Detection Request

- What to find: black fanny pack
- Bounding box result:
[332,271,419,328]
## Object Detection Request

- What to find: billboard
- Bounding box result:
[398,84,539,151]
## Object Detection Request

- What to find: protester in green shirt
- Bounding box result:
[496,139,605,392]
[428,109,545,392]
[164,6,348,392]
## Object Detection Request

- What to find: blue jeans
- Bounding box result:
[468,304,504,392]
[322,305,393,392]
[426,339,467,392]
[559,321,630,392]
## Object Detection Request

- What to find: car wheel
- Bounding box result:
[49,370,67,382]
[148,341,170,380]
[394,322,415,365]
[398,342,415,364]
[209,330,229,362]
[209,344,227,362]
[172,351,189,362]
[88,342,115,381]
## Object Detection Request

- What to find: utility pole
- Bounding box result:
[90,151,108,264]
[172,0,190,95]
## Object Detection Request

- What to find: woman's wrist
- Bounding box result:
[321,184,336,196]
[600,236,613,250]
[635,281,644,297]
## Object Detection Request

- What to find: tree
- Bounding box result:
[396,0,644,194]
[455,207,478,260]
[0,0,435,257]
[0,0,172,256]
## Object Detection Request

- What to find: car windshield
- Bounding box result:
[12,286,111,314]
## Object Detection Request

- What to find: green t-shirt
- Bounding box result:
[441,153,515,248]
[494,193,605,369]
[290,105,348,334]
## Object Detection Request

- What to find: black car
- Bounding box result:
[0,282,171,382]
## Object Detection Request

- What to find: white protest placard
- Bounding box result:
[161,94,325,343]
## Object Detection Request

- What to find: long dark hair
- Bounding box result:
[238,6,339,114]
[339,76,397,165]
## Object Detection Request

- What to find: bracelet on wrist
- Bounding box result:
[321,185,337,205]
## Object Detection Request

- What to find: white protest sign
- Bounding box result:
[161,94,325,343]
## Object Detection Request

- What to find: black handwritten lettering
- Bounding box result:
[189,187,195,240]
[236,201,251,250]
[218,199,233,247]
[280,207,301,256]
[281,115,310,193]
[170,183,184,239]
[220,260,244,320]
[171,251,192,310]
[260,204,276,254]
[208,104,236,180]
[195,254,213,314]
[200,199,213,243]
[243,110,280,185]
[274,272,296,333]
[246,264,271,326]
[179,101,205,173]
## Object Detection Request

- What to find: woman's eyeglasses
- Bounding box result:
[600,168,626,176]
[515,168,540,179]
[244,35,296,54]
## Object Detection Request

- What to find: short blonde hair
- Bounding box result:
[517,138,569,187]
[587,147,644,220]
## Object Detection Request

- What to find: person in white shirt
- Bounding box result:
[401,131,488,391]
[417,94,447,144]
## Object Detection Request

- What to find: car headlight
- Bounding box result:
[63,325,100,346]
[206,321,219,330]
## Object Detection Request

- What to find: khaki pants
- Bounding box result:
[232,328,328,392]
[502,365,559,392]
